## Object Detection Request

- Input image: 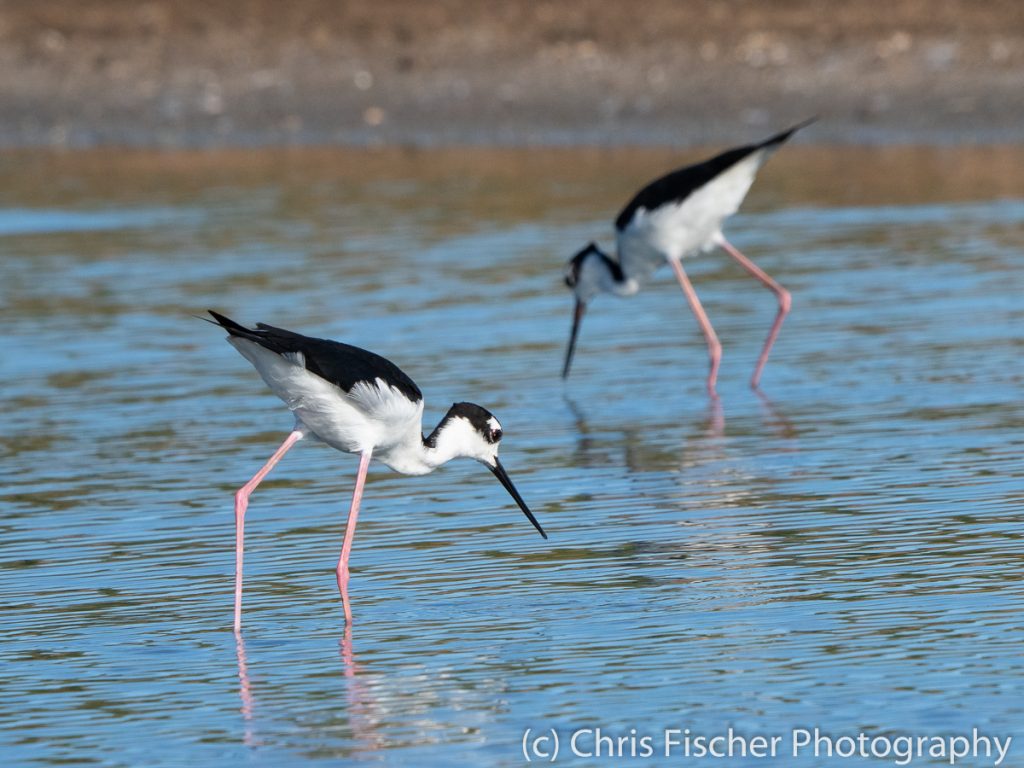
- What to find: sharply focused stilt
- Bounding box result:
[208,310,547,630]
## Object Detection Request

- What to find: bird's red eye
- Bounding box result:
[491,429,502,443]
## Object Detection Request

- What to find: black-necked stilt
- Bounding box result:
[562,119,814,394]
[207,310,547,630]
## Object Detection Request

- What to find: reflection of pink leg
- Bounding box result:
[337,449,373,624]
[755,388,797,440]
[234,629,257,745]
[716,235,791,390]
[668,257,721,397]
[234,429,304,632]
[706,394,725,438]
[338,623,386,750]
[340,624,357,678]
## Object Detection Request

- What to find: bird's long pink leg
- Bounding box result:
[716,235,791,390]
[234,429,304,632]
[668,257,721,397]
[337,449,373,624]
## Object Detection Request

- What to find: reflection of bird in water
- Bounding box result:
[754,389,798,441]
[206,310,546,629]
[339,626,387,754]
[562,390,798,501]
[563,391,725,470]
[234,632,257,747]
[233,627,387,754]
[561,120,814,395]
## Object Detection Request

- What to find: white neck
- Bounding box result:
[374,416,495,476]
[577,251,639,301]
[374,438,445,477]
[602,263,640,296]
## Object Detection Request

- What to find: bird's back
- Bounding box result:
[615,120,812,271]
[210,311,425,454]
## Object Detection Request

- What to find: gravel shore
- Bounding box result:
[2,0,1022,148]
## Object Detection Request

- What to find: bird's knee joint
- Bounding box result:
[779,290,792,313]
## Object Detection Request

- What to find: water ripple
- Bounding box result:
[0,148,1022,766]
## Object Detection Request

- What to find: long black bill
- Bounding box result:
[490,458,547,539]
[561,300,587,379]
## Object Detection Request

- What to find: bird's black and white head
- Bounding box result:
[425,402,547,538]
[564,242,621,303]
[562,243,637,379]
[426,402,505,465]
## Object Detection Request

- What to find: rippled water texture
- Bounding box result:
[1,146,1022,766]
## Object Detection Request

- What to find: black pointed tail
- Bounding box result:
[206,310,261,341]
[760,117,817,151]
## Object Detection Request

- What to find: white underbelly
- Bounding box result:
[294,406,368,454]
[619,221,717,281]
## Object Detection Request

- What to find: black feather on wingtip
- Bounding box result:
[207,310,423,403]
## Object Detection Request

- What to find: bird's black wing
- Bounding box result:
[614,119,814,232]
[208,310,422,403]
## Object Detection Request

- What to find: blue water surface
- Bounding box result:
[0,148,1022,767]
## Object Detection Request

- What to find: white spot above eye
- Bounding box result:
[487,416,502,433]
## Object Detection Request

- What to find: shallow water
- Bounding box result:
[1,146,1022,767]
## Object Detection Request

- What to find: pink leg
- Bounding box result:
[234,429,304,632]
[716,235,791,390]
[668,257,721,397]
[337,449,373,624]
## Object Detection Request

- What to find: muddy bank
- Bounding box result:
[1,0,1022,148]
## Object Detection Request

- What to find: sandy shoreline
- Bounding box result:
[1,0,1023,148]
